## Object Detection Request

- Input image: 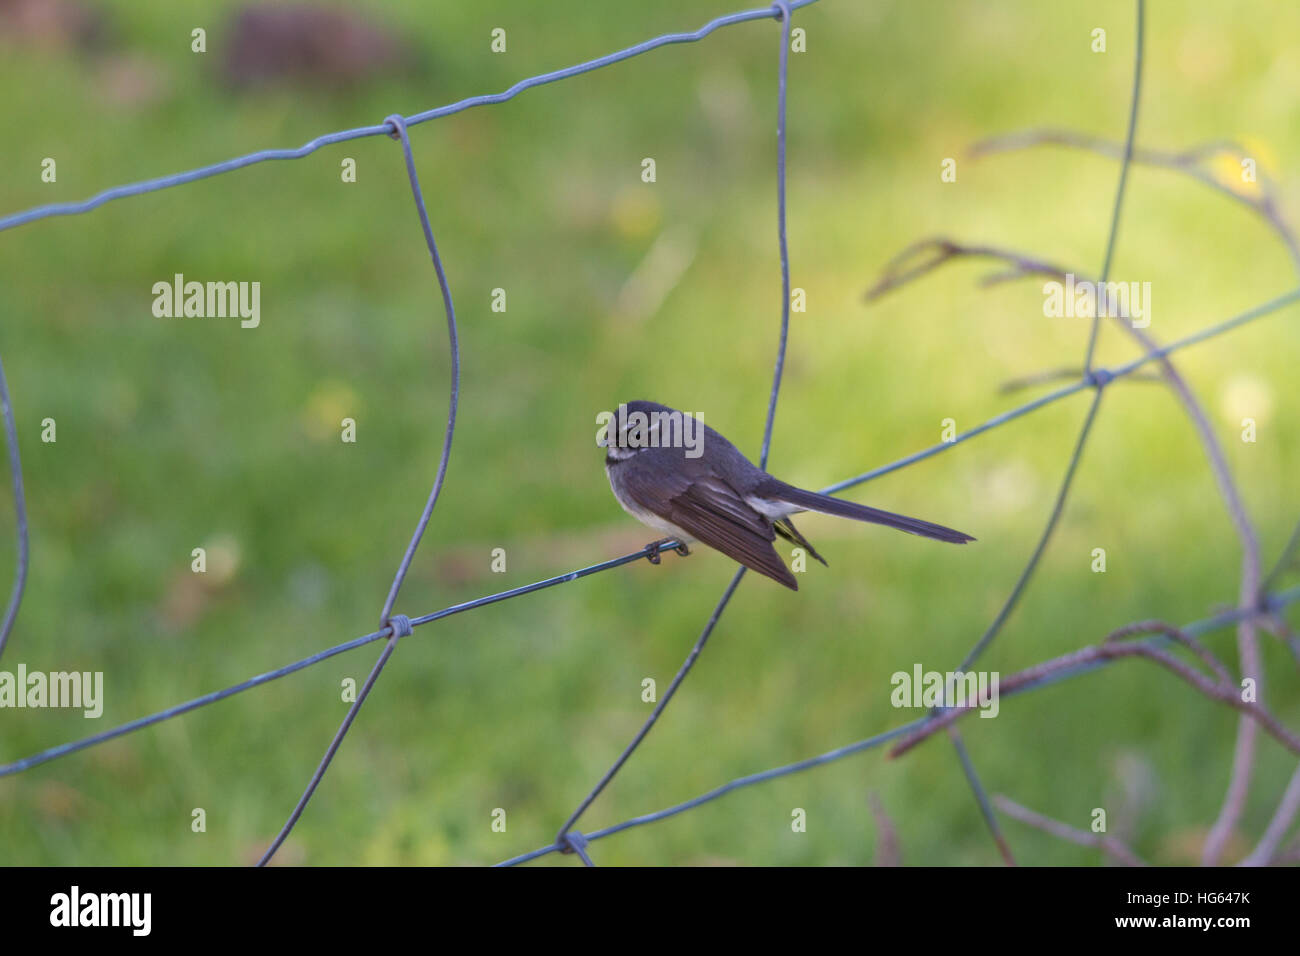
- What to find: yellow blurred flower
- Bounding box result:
[1239,136,1279,177]
[1220,374,1273,426]
[203,533,242,587]
[1209,137,1274,199]
[609,186,661,240]
[302,379,359,442]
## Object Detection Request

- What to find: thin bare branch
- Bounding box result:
[1239,761,1300,866]
[863,232,1270,864]
[888,620,1300,759]
[994,794,1147,866]
[868,792,902,867]
[1105,619,1233,686]
[970,128,1300,270]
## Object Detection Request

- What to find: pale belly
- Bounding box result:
[606,461,695,541]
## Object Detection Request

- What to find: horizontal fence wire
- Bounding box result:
[1,0,1298,865]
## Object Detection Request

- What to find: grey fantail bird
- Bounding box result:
[600,400,973,590]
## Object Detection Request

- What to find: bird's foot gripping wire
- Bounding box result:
[645,538,691,565]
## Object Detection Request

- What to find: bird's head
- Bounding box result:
[599,400,674,462]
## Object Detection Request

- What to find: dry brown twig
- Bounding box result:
[868,791,902,867]
[864,229,1276,864]
[969,129,1300,270]
[994,794,1147,866]
[1239,761,1300,866]
[886,619,1300,759]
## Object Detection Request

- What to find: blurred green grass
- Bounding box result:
[0,0,1298,865]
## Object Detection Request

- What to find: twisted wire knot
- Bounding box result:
[384,113,407,141]
[560,829,589,854]
[1086,366,1115,389]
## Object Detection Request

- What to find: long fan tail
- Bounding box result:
[762,480,975,544]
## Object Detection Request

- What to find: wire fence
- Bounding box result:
[2,0,1299,866]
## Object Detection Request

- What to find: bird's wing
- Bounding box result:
[616,448,797,590]
[664,475,798,591]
